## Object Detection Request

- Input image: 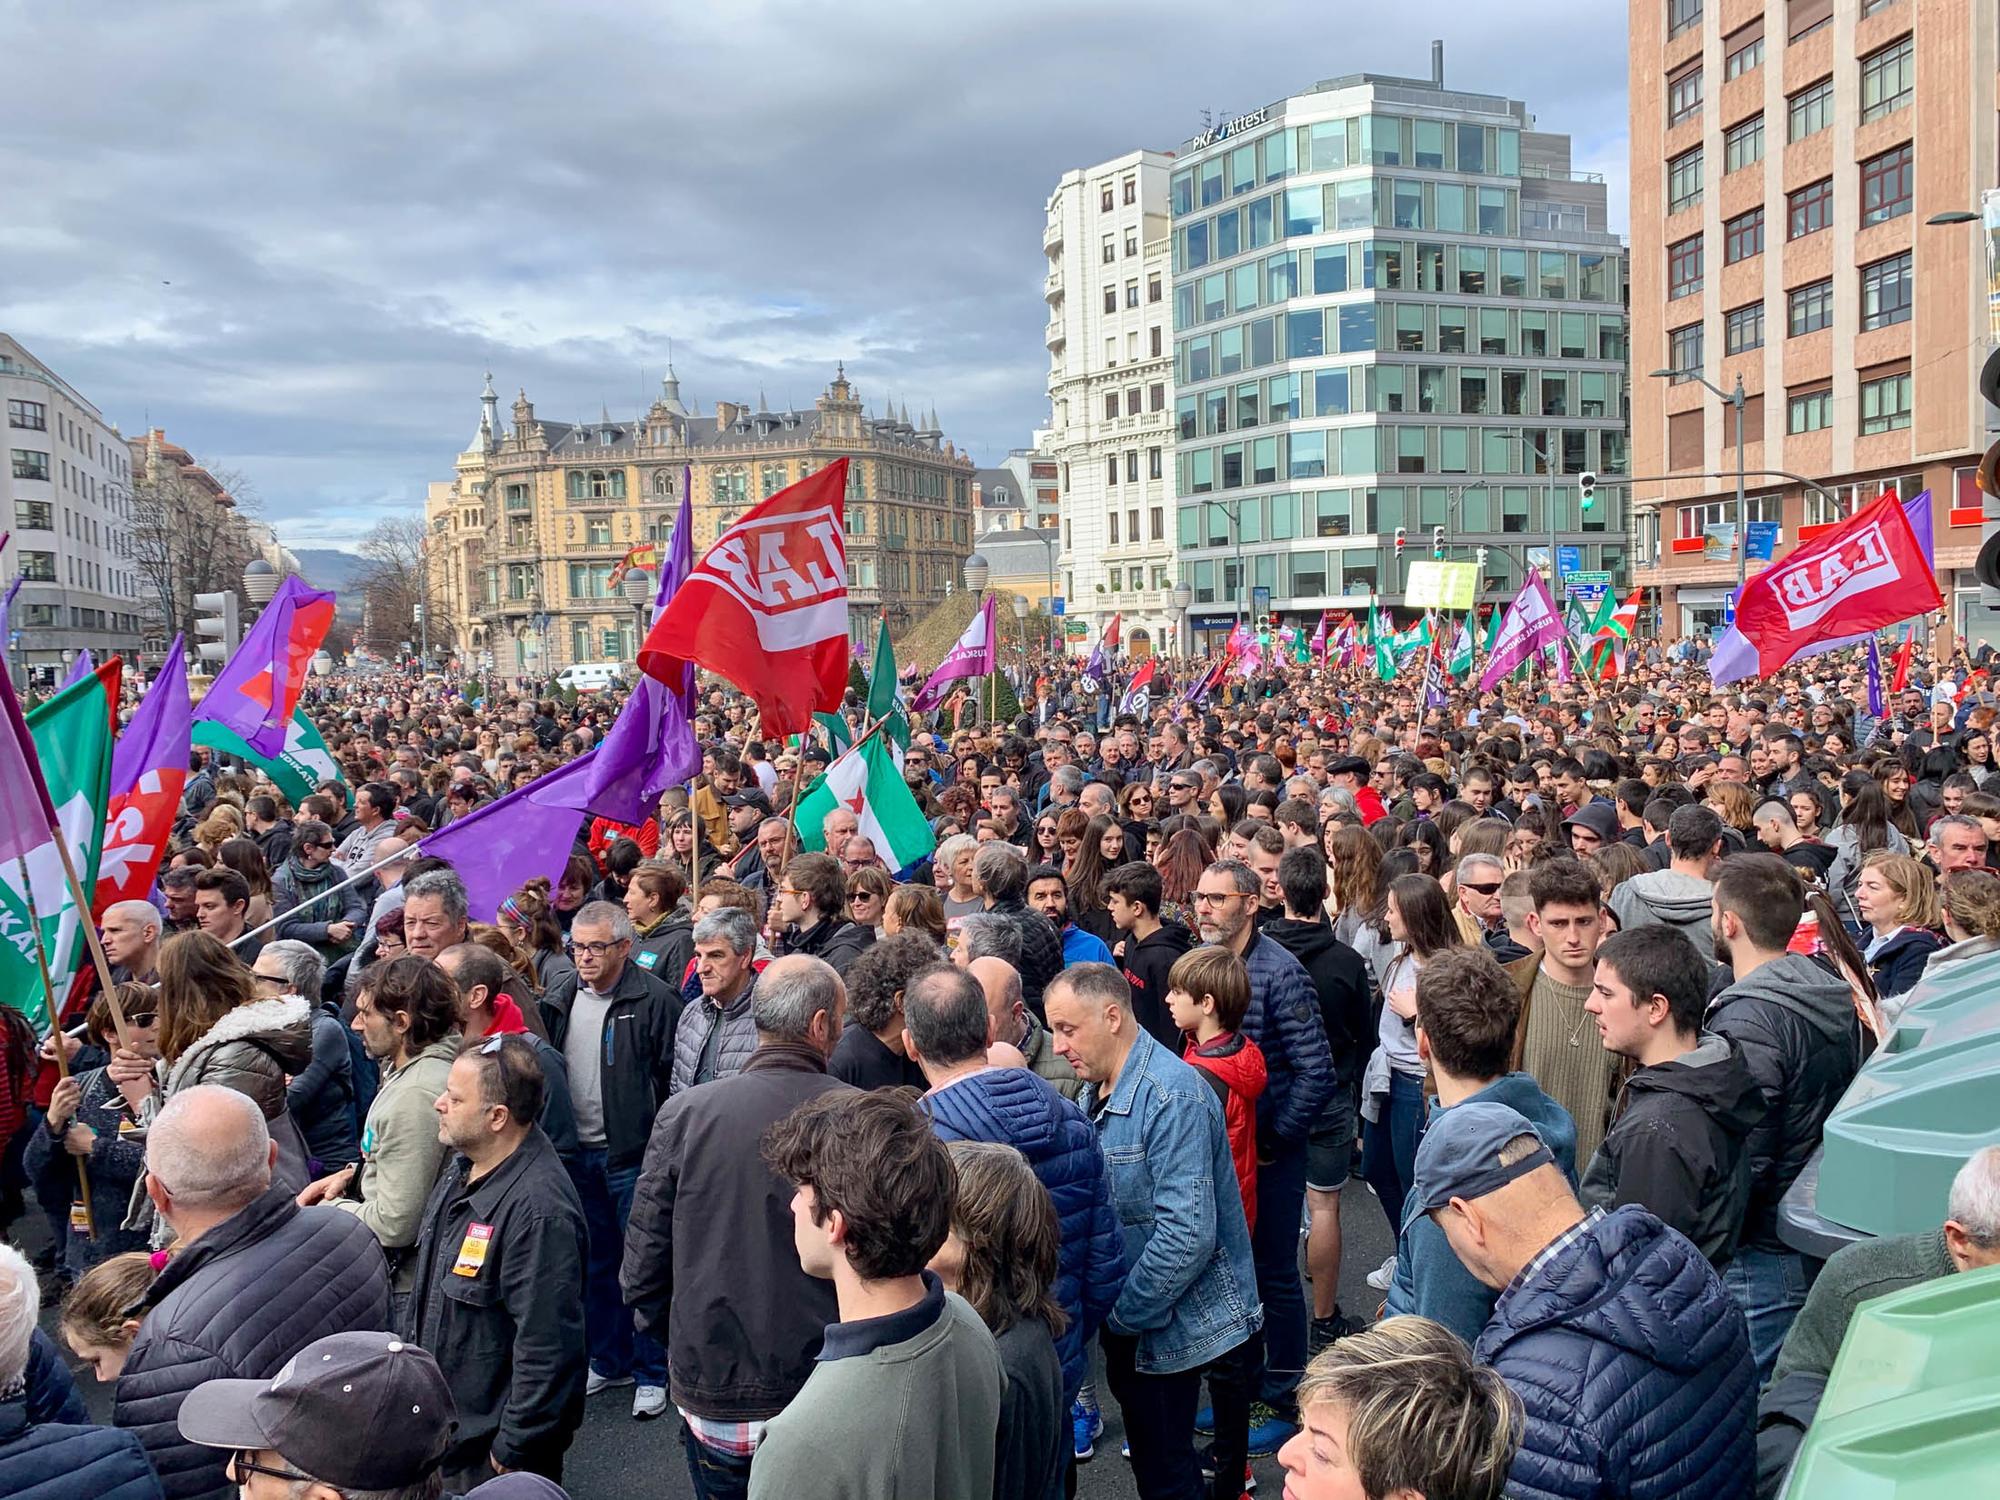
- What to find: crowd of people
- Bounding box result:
[3,633,2000,1500]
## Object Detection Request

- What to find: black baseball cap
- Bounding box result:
[178,1332,457,1489]
[726,788,775,815]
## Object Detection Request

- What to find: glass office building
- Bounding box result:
[1169,59,1630,643]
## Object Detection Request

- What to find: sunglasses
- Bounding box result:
[125,1011,157,1028]
[1461,881,1503,896]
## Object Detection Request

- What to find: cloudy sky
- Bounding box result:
[0,1,1629,550]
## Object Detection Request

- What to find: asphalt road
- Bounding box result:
[28,1184,1394,1498]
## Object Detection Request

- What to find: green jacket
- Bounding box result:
[338,1037,458,1289]
[1770,1227,1955,1387]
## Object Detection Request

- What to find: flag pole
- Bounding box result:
[16,855,95,1240]
[48,837,131,1053]
[230,842,414,950]
[688,797,701,910]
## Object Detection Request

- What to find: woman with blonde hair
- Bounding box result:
[1854,851,1943,1008]
[1704,780,1756,837]
[883,882,947,944]
[193,805,243,859]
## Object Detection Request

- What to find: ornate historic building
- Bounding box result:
[426,366,975,676]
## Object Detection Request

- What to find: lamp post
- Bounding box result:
[1009,594,1029,711]
[242,558,278,614]
[963,552,991,723]
[621,566,654,666]
[1171,581,1193,660]
[1032,528,1059,654]
[1650,367,1748,601]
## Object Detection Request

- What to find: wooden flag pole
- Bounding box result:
[16,855,94,1240]
[50,833,131,1052]
[688,799,701,911]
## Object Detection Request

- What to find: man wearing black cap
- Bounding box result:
[1414,1100,1756,1500]
[1325,757,1387,824]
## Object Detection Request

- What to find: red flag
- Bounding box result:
[97,643,192,911]
[1889,634,1916,694]
[1731,493,1942,676]
[637,458,849,737]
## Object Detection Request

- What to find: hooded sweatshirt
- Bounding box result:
[1182,1030,1268,1232]
[1579,1032,1765,1266]
[1259,915,1372,1077]
[1705,952,1861,1251]
[1119,921,1195,1047]
[1606,869,1715,954]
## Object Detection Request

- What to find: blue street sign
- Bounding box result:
[1557,545,1582,577]
[1050,597,1064,616]
[1724,588,1738,626]
[1746,521,1780,560]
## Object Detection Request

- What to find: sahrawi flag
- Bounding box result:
[0,666,113,1028]
[1586,589,1643,679]
[639,459,849,737]
[796,733,935,870]
[193,573,336,758]
[912,594,995,710]
[1447,616,1476,678]
[1727,491,1941,677]
[97,638,192,910]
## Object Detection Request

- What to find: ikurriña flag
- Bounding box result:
[637,459,849,739]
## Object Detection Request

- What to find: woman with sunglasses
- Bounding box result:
[846,866,894,937]
[1032,813,1062,867]
[27,984,158,1276]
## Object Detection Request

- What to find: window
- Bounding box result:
[1669,0,1701,38]
[1668,236,1704,299]
[1125,230,1138,257]
[1788,78,1834,141]
[1668,66,1703,127]
[1126,386,1142,416]
[587,517,612,547]
[1124,281,1139,308]
[1788,178,1832,239]
[1860,143,1913,226]
[1788,279,1833,335]
[1725,27,1765,78]
[6,400,45,431]
[1103,393,1119,420]
[1724,115,1765,173]
[1860,37,1913,122]
[1148,382,1165,411]
[1101,185,1114,212]
[9,449,50,481]
[1725,208,1765,263]
[1150,326,1162,357]
[1103,286,1116,313]
[18,551,55,583]
[1147,273,1161,303]
[1860,252,1913,330]
[1667,149,1703,213]
[1106,455,1119,486]
[1725,303,1765,355]
[1669,323,1704,378]
[13,499,51,530]
[1149,449,1163,480]
[1860,370,1912,433]
[1787,386,1832,432]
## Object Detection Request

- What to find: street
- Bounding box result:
[31,1185,1394,1497]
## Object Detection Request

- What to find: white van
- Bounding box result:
[556,662,627,694]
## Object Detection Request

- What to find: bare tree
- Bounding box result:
[129,454,263,648]
[355,516,454,656]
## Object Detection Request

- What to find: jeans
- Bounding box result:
[1361,1072,1425,1247]
[574,1146,667,1384]
[1247,1136,1308,1407]
[1102,1330,1203,1500]
[681,1425,754,1500]
[1723,1245,1813,1388]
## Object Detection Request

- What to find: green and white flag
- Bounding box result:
[1448,617,1475,678]
[1369,599,1396,681]
[812,712,853,756]
[864,621,911,752]
[0,673,113,1030]
[194,708,344,809]
[796,734,935,870]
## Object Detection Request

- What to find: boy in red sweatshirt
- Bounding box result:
[1166,945,1267,1500]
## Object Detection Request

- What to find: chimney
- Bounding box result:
[716,400,743,431]
[1431,39,1443,87]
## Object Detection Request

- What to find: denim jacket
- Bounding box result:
[1083,1029,1262,1374]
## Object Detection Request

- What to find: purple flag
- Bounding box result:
[0,649,59,865]
[193,574,336,758]
[911,594,996,710]
[60,650,94,689]
[420,752,596,922]
[111,636,190,800]
[1478,573,1565,692]
[582,482,700,822]
[1866,637,1886,717]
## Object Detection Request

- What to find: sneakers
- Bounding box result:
[1070,1394,1103,1462]
[1310,1309,1364,1354]
[632,1383,668,1420]
[584,1369,634,1398]
[1194,1404,1214,1436]
[1198,1448,1257,1492]
[1365,1253,1398,1291]
[1246,1402,1299,1457]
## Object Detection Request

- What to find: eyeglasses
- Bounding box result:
[231,1451,307,1484]
[778,887,803,899]
[1130,791,1153,802]
[1193,890,1242,906]
[574,939,627,957]
[847,888,878,902]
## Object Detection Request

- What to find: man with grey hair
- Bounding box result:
[255,939,359,1174]
[542,899,679,1421]
[954,911,1023,969]
[1453,852,1507,946]
[1928,812,1990,874]
[0,1243,160,1498]
[342,833,419,988]
[1044,762,1084,815]
[1078,782,1116,820]
[975,840,1064,1016]
[115,1087,390,1498]
[400,867,469,961]
[101,898,164,985]
[623,955,853,1492]
[672,907,761,1098]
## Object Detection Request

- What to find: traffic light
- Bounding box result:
[1431,525,1445,558]
[192,590,241,669]
[1977,348,2000,601]
[1393,526,1407,557]
[1579,471,1598,512]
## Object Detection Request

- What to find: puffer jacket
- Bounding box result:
[1238,931,1336,1148]
[668,980,760,1099]
[989,896,1065,1017]
[1607,870,1715,954]
[0,1397,163,1500]
[114,1185,392,1500]
[921,1066,1126,1400]
[286,1000,360,1171]
[1477,1205,1756,1500]
[1181,1031,1267,1232]
[1705,953,1861,1252]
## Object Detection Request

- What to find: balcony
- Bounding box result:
[1043,217,1063,253]
[1045,318,1066,351]
[1044,271,1062,302]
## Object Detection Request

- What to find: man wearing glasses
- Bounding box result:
[1165,774,1202,817]
[1453,854,1508,948]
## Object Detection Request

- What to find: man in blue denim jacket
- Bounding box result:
[1047,963,1262,1500]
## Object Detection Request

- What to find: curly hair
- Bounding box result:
[842,931,944,1034]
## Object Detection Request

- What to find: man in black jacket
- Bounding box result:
[972,842,1063,1017]
[1580,926,1762,1268]
[773,853,872,977]
[114,1087,391,1500]
[1260,847,1372,1351]
[621,955,852,1497]
[1105,862,1194,1045]
[403,1038,587,1490]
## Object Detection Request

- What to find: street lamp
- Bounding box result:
[1650,366,1749,600]
[242,558,278,608]
[1927,210,1981,225]
[621,567,654,666]
[1171,581,1193,659]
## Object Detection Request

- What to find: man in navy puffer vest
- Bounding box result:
[1417,1101,1756,1500]
[904,964,1126,1402]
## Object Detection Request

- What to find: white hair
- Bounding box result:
[0,1243,37,1387]
[147,1085,272,1211]
[104,898,162,935]
[1948,1145,2000,1248]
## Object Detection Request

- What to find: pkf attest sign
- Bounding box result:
[1185,107,1271,152]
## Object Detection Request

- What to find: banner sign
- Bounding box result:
[1403,560,1479,611]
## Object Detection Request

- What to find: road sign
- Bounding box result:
[1557,545,1583,578]
[1050,597,1064,616]
[1564,570,1612,589]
